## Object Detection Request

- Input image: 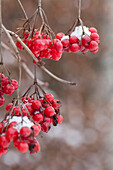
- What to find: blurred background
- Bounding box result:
[1,0,113,170]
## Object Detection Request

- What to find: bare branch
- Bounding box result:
[1,42,48,87]
[17,0,28,20]
[2,25,77,86]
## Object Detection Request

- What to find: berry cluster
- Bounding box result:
[0,116,40,157]
[56,26,100,54]
[16,30,63,62]
[0,73,18,107]
[0,93,63,156]
[21,93,63,131]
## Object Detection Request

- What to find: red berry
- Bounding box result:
[70,43,80,53]
[45,93,54,102]
[3,84,15,95]
[69,36,79,44]
[53,39,63,52]
[88,41,98,51]
[11,79,18,90]
[90,33,99,41]
[17,142,28,153]
[90,47,98,54]
[31,124,41,136]
[56,114,63,124]
[56,32,65,40]
[22,108,29,117]
[0,123,3,133]
[6,103,13,111]
[41,122,51,132]
[89,27,97,33]
[52,99,61,109]
[25,104,34,114]
[0,135,10,147]
[13,137,21,147]
[0,96,5,107]
[6,128,18,141]
[33,113,43,123]
[16,40,23,50]
[44,106,55,117]
[82,36,91,47]
[8,121,17,128]
[32,99,41,110]
[20,127,31,138]
[61,39,70,48]
[29,141,40,154]
[1,76,9,86]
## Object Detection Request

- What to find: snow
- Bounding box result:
[5,116,34,132]
[61,25,91,41]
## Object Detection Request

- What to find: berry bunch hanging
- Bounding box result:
[0,116,41,157]
[17,30,63,62]
[0,73,18,107]
[56,26,100,54]
[0,81,63,157]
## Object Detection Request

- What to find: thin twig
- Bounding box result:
[17,0,28,20]
[78,0,81,19]
[0,0,3,64]
[1,42,48,87]
[2,25,77,86]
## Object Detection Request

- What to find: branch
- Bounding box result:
[1,42,48,87]
[2,25,77,86]
[0,0,3,64]
[17,0,28,20]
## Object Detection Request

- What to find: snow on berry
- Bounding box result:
[57,26,100,54]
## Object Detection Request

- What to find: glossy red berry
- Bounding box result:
[44,106,55,117]
[17,142,28,153]
[70,43,80,53]
[56,32,65,40]
[45,93,54,102]
[82,36,91,47]
[88,41,98,51]
[3,84,15,95]
[69,36,79,44]
[11,79,18,90]
[0,96,5,107]
[32,99,41,110]
[31,124,41,136]
[89,27,97,33]
[41,122,51,133]
[6,127,18,141]
[0,135,10,147]
[6,103,13,111]
[20,127,31,138]
[33,113,43,123]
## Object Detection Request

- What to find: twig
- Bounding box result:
[17,0,28,20]
[0,0,3,64]
[78,0,82,19]
[2,25,77,86]
[1,42,48,87]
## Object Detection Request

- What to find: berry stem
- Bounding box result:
[78,0,82,19]
[17,0,28,20]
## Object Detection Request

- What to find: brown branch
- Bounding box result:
[17,0,28,20]
[1,42,48,87]
[2,25,77,86]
